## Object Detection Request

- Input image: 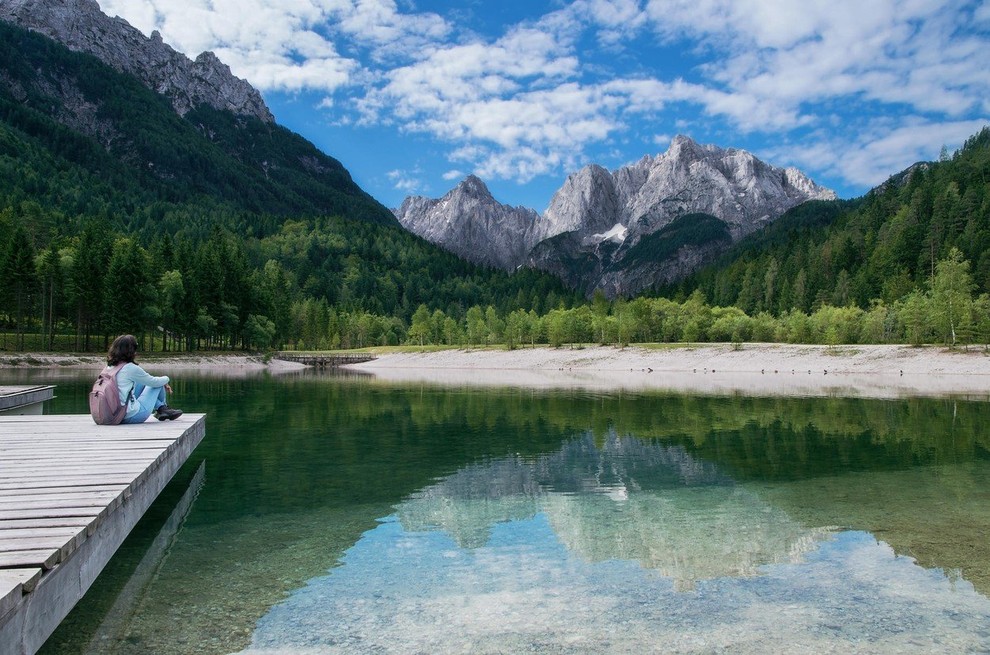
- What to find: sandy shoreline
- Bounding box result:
[348,344,990,399]
[2,344,989,398]
[0,353,307,375]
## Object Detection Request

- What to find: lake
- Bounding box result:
[4,368,989,654]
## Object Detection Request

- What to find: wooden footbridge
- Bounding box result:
[274,352,377,368]
[0,413,206,655]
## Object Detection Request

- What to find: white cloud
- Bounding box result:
[442,169,465,180]
[652,133,672,147]
[387,168,423,193]
[642,0,990,125]
[324,0,451,61]
[767,118,990,190]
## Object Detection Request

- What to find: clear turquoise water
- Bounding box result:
[4,369,987,654]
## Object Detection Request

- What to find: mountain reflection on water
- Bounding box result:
[238,432,990,654]
[398,432,830,589]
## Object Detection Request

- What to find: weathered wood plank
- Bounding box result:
[0,447,171,458]
[0,549,60,570]
[0,485,127,497]
[0,493,121,507]
[0,535,87,562]
[0,518,93,530]
[0,504,117,521]
[0,463,154,474]
[0,477,141,491]
[0,490,121,505]
[0,533,87,558]
[1,568,42,619]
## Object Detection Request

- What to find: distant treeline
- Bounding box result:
[0,210,582,352]
[404,245,987,348]
[0,203,984,350]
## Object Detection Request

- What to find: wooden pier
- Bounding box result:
[275,352,377,368]
[0,387,55,416]
[0,414,206,655]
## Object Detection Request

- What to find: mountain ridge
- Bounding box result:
[0,8,395,228]
[397,136,835,296]
[0,0,273,123]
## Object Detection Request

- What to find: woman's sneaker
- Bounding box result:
[155,405,183,421]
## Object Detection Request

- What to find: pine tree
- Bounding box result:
[1,226,36,349]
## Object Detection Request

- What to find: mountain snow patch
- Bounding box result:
[591,223,628,244]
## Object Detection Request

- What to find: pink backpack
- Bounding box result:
[89,363,127,425]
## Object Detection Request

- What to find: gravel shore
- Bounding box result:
[348,344,990,399]
[3,345,989,398]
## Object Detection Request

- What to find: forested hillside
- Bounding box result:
[0,19,579,351]
[0,20,393,233]
[662,129,990,312]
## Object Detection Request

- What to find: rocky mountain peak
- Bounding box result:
[456,174,493,200]
[541,164,619,239]
[394,178,539,271]
[667,134,705,156]
[0,0,274,123]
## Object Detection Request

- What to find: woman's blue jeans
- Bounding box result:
[121,384,166,424]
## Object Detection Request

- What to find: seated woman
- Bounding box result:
[107,334,183,423]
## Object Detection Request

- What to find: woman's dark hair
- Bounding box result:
[107,334,138,366]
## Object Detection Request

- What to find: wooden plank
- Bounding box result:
[0,533,86,558]
[1,569,42,620]
[0,506,114,521]
[0,527,85,540]
[0,438,175,447]
[0,496,121,512]
[0,490,121,505]
[0,463,155,474]
[0,437,176,445]
[0,449,171,458]
[0,446,172,457]
[0,429,185,439]
[0,517,93,530]
[0,462,166,477]
[0,489,120,509]
[1,567,41,594]
[0,548,60,570]
[0,485,127,497]
[0,531,87,560]
[0,477,142,491]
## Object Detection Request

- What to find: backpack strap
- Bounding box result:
[109,362,133,402]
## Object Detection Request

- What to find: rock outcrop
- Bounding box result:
[394,176,541,270]
[0,0,273,122]
[397,136,836,296]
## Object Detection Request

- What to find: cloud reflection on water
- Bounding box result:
[236,434,990,653]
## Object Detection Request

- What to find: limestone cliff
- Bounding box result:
[397,136,836,296]
[0,0,273,122]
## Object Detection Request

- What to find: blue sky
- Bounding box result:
[100,0,990,211]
